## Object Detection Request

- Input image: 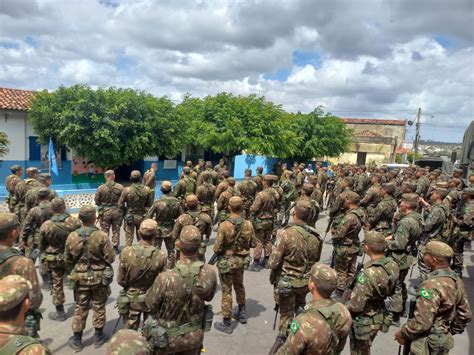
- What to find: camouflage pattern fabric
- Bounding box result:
[5,174,22,213]
[367,196,397,236]
[251,188,278,261]
[253,173,264,192]
[216,187,241,222]
[238,179,257,219]
[416,175,430,197]
[107,329,150,355]
[174,177,197,200]
[196,183,216,219]
[95,181,124,247]
[22,201,53,256]
[25,187,57,213]
[14,178,40,224]
[0,324,51,355]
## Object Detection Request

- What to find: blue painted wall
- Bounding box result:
[0,160,72,185]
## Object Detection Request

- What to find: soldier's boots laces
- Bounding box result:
[94,328,108,348]
[214,317,233,334]
[48,305,66,322]
[248,260,261,272]
[68,332,83,352]
[269,335,286,354]
[233,304,247,324]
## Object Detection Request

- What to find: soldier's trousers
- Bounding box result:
[253,221,273,261]
[334,247,358,291]
[47,260,66,306]
[125,308,149,330]
[417,247,431,281]
[386,267,409,314]
[219,267,245,319]
[349,323,382,355]
[99,209,122,247]
[124,214,144,246]
[155,236,176,268]
[275,286,308,336]
[72,284,111,332]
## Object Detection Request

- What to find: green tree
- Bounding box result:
[290,107,352,161]
[0,131,9,157]
[28,85,184,168]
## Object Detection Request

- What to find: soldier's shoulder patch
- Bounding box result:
[357,273,366,285]
[290,319,300,334]
[419,287,433,300]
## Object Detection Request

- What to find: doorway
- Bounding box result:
[356,152,367,166]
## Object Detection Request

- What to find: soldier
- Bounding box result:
[197,161,219,186]
[367,183,398,236]
[214,158,226,176]
[14,167,40,225]
[249,175,278,271]
[214,196,253,333]
[95,170,124,252]
[216,177,241,223]
[0,275,51,354]
[238,169,258,219]
[117,219,167,330]
[174,166,197,204]
[193,159,205,177]
[275,264,352,355]
[118,170,153,246]
[354,166,369,196]
[145,225,217,354]
[415,168,430,198]
[107,329,150,355]
[142,162,158,196]
[253,166,264,192]
[269,200,323,349]
[331,191,365,298]
[360,174,382,220]
[444,178,462,211]
[347,231,399,355]
[39,198,81,322]
[278,171,298,227]
[0,213,43,338]
[25,173,57,213]
[298,183,320,227]
[295,165,305,192]
[5,165,22,213]
[65,205,115,351]
[394,241,472,354]
[214,170,231,200]
[172,195,212,261]
[316,163,328,198]
[146,181,182,267]
[385,193,423,324]
[195,172,216,220]
[328,177,353,232]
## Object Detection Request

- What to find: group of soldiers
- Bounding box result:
[0,158,472,354]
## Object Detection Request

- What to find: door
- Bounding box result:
[356,152,367,166]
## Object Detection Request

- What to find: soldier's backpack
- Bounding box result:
[0,335,43,354]
[0,248,22,274]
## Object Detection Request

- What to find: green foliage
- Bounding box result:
[407,152,422,164]
[28,85,184,168]
[0,131,9,157]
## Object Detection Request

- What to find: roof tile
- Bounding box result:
[341,118,406,126]
[0,87,35,111]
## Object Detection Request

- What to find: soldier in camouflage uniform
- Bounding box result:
[394,241,472,354]
[5,165,23,213]
[328,177,353,232]
[25,173,57,213]
[278,171,298,227]
[197,161,219,187]
[174,167,197,206]
[145,225,217,354]
[250,175,279,271]
[275,264,352,355]
[117,219,167,330]
[385,193,423,324]
[316,163,328,198]
[14,167,40,225]
[354,166,369,196]
[193,159,205,177]
[39,198,81,322]
[294,165,305,193]
[269,200,323,348]
[107,329,150,355]
[142,163,158,196]
[214,170,231,200]
[0,213,43,339]
[331,191,365,298]
[238,169,258,219]
[119,170,153,246]
[347,231,399,355]
[65,205,116,351]
[216,177,241,223]
[367,183,398,236]
[214,197,253,334]
[415,168,430,198]
[146,181,182,267]
[253,166,264,192]
[172,195,212,262]
[297,183,320,226]
[0,275,51,354]
[95,170,124,252]
[195,172,216,220]
[360,174,382,221]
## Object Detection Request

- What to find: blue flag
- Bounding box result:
[49,138,59,176]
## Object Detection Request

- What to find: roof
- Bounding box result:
[341,118,406,126]
[0,87,35,111]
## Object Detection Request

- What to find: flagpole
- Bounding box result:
[48,137,51,175]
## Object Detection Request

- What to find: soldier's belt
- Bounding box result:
[161,320,202,337]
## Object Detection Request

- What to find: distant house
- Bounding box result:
[336,118,407,165]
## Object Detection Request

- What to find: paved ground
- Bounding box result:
[37,212,473,354]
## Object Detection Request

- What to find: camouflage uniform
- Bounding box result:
[367,194,397,237]
[360,182,381,221]
[269,222,322,335]
[142,168,157,196]
[0,275,50,354]
[14,174,40,225]
[107,329,150,355]
[95,180,124,247]
[5,168,22,213]
[174,172,197,204]
[297,194,320,227]
[253,171,264,192]
[119,180,153,246]
[117,220,167,330]
[214,178,229,201]
[24,180,57,213]
[64,209,115,337]
[238,178,257,219]
[416,174,431,198]
[21,198,53,257]
[329,186,352,230]
[145,226,217,354]
[278,177,298,226]
[317,168,328,196]
[216,183,241,222]
[195,179,216,220]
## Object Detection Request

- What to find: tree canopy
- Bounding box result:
[0,131,9,157]
[28,85,351,168]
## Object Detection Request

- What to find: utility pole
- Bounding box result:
[413,107,421,165]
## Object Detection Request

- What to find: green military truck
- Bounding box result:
[460,120,474,185]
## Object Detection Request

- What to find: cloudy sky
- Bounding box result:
[0,0,473,142]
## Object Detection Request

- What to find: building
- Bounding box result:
[336,118,407,165]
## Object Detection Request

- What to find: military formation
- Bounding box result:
[0,160,472,354]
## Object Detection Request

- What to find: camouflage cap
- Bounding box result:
[10,165,22,173]
[26,167,38,176]
[344,191,360,205]
[38,173,51,181]
[256,166,263,172]
[420,241,453,258]
[0,275,31,311]
[51,197,66,212]
[449,178,461,185]
[405,182,418,192]
[79,205,96,219]
[381,183,396,195]
[185,194,199,207]
[433,188,449,199]
[228,196,243,209]
[161,180,172,190]
[435,181,449,189]
[182,167,191,174]
[105,170,115,176]
[307,175,317,185]
[401,193,419,204]
[364,231,386,247]
[107,329,150,355]
[139,219,158,236]
[37,187,50,198]
[309,264,337,290]
[130,170,141,179]
[462,187,474,196]
[0,213,20,232]
[179,225,201,246]
[227,177,236,185]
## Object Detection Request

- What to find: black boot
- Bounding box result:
[41,273,52,291]
[48,305,66,322]
[68,332,83,352]
[248,260,261,272]
[261,256,271,269]
[269,335,286,354]
[214,317,233,334]
[94,328,108,348]
[233,304,247,324]
[113,246,120,254]
[392,312,401,327]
